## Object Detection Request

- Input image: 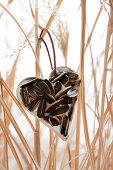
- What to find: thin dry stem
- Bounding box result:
[0,119,23,170]
[0,77,8,169]
[107,50,113,64]
[97,8,113,170]
[0,95,40,170]
[67,143,72,169]
[75,95,81,169]
[109,0,113,9]
[34,0,41,169]
[1,78,35,131]
[110,35,113,94]
[80,96,113,169]
[60,146,67,169]
[29,0,43,30]
[40,0,63,39]
[43,135,56,170]
[49,130,54,170]
[80,0,95,169]
[10,133,32,170]
[102,142,113,170]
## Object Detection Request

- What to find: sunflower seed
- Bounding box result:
[67,83,81,97]
[20,78,42,88]
[37,96,46,118]
[68,106,74,121]
[38,81,51,94]
[56,115,63,122]
[20,87,29,107]
[30,85,44,96]
[49,66,75,81]
[69,96,77,120]
[28,89,39,99]
[35,79,45,86]
[45,99,64,113]
[60,115,69,137]
[54,81,62,94]
[60,96,75,104]
[44,79,55,96]
[28,97,40,111]
[49,117,61,126]
[66,79,81,87]
[49,105,69,116]
[60,75,69,86]
[51,72,65,83]
[65,81,76,87]
[45,94,55,103]
[55,86,72,99]
[50,115,63,125]
[52,73,67,84]
[49,70,59,82]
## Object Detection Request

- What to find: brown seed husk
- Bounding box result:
[45,99,64,113]
[28,97,40,111]
[49,66,76,81]
[20,78,42,88]
[49,105,69,116]
[54,81,62,94]
[49,117,61,126]
[68,106,74,121]
[55,86,72,99]
[28,89,39,99]
[38,81,51,94]
[20,87,29,107]
[37,96,46,118]
[60,75,69,85]
[44,79,55,96]
[30,85,44,96]
[60,115,69,137]
[61,96,76,104]
[51,72,65,83]
[45,94,55,103]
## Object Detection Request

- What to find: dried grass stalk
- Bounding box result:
[97,8,113,170]
[80,0,95,169]
[0,119,23,170]
[1,78,35,131]
[10,133,32,170]
[40,0,63,39]
[0,95,40,170]
[34,0,41,169]
[75,95,81,169]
